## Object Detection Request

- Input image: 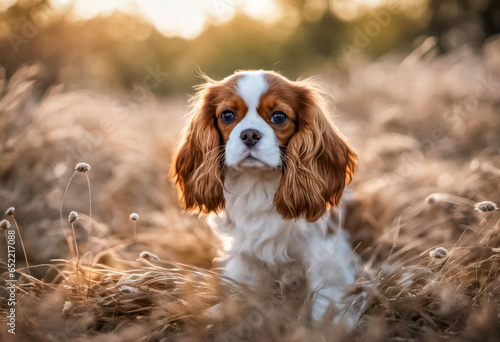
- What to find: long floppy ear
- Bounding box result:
[170,82,225,213]
[274,83,357,222]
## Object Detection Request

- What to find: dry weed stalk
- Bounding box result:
[130,212,139,240]
[4,207,31,276]
[59,162,92,254]
[68,211,81,294]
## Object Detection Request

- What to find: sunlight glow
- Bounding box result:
[0,0,16,12]
[353,0,386,6]
[54,0,132,19]
[137,0,211,39]
[241,0,281,24]
[50,0,279,39]
[46,0,424,38]
[331,0,389,21]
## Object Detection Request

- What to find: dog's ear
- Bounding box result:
[170,81,225,213]
[274,83,357,222]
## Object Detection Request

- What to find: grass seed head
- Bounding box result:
[474,201,499,212]
[0,219,11,230]
[130,213,139,221]
[139,251,160,261]
[425,193,441,205]
[430,247,448,258]
[118,285,138,293]
[75,162,91,172]
[62,301,72,313]
[5,207,15,215]
[68,211,79,223]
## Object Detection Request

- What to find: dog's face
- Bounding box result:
[217,71,296,169]
[171,70,357,221]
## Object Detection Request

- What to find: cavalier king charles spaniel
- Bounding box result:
[171,70,359,323]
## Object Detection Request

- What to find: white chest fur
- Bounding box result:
[211,168,360,323]
[215,168,321,265]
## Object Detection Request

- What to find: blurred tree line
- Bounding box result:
[0,0,499,96]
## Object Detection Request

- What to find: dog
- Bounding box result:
[170,70,359,323]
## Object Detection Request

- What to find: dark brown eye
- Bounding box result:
[221,110,236,124]
[271,111,288,125]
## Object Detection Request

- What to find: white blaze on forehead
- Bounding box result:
[225,71,280,168]
[236,71,268,110]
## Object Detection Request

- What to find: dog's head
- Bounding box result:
[170,70,357,221]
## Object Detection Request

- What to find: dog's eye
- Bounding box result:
[271,111,288,125]
[221,110,236,124]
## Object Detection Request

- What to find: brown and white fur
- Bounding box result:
[171,70,359,323]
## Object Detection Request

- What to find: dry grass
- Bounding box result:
[1,38,500,341]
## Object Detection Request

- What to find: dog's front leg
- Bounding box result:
[222,253,261,287]
[307,227,359,325]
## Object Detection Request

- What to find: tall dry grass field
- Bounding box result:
[1,38,500,341]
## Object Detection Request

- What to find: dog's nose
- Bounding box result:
[240,129,262,147]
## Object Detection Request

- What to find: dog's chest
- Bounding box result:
[216,170,318,264]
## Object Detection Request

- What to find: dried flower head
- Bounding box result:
[470,159,480,170]
[75,162,91,172]
[474,201,499,212]
[0,219,11,230]
[430,247,448,259]
[62,301,72,314]
[118,285,138,293]
[139,251,160,261]
[130,213,139,221]
[425,193,442,205]
[5,207,15,216]
[68,211,79,223]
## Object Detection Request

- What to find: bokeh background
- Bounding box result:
[1,1,500,341]
[1,0,500,94]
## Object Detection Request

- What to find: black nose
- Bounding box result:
[240,129,262,147]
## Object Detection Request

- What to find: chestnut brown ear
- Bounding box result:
[170,83,225,213]
[274,84,357,222]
